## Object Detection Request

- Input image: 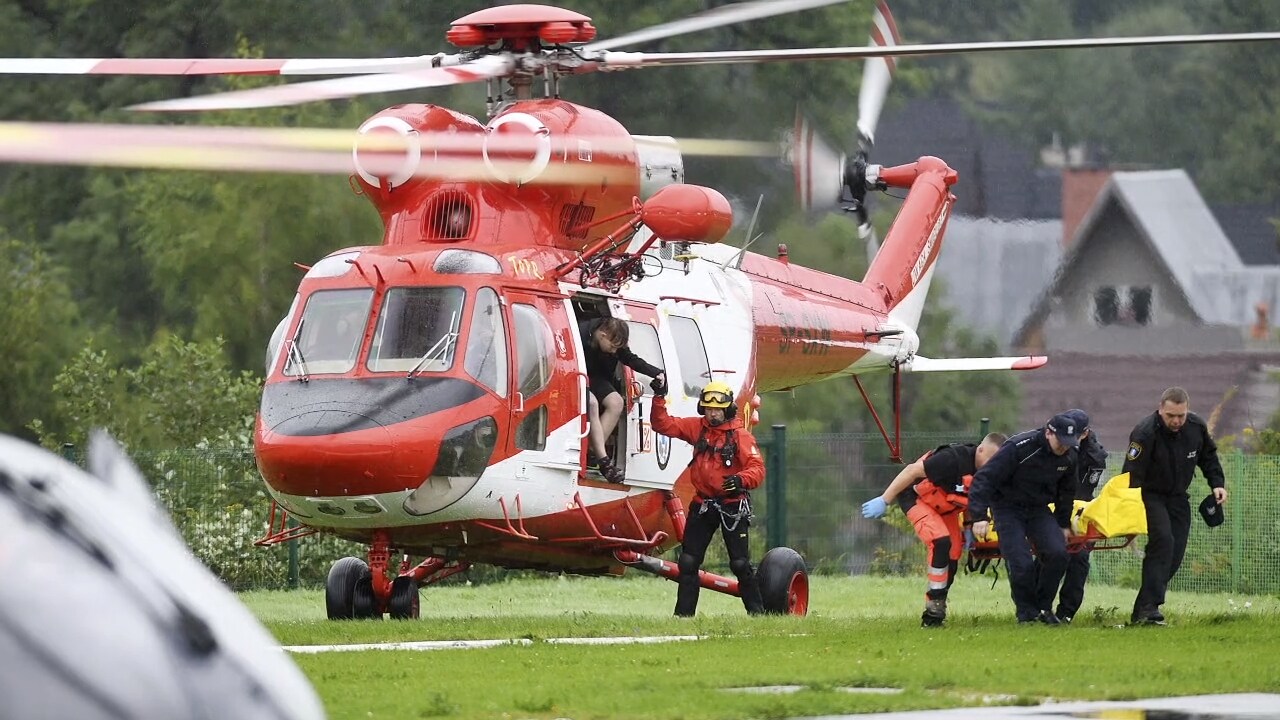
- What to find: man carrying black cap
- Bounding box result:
[1123,387,1227,626]
[968,412,1080,624]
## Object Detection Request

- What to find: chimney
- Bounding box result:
[1061,167,1112,248]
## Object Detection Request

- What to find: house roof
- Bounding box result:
[874,96,1060,220]
[1013,170,1244,343]
[1213,202,1280,265]
[933,216,1062,346]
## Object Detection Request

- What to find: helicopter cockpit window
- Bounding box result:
[367,286,465,373]
[285,289,373,376]
[464,288,508,396]
[668,315,711,397]
[266,294,300,375]
[625,321,662,397]
[305,250,360,279]
[433,249,501,275]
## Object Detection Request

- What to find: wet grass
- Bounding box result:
[243,575,1280,719]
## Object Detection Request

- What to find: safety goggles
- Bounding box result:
[700,390,731,406]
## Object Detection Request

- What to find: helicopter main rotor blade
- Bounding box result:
[131,55,512,112]
[601,30,1280,68]
[586,0,856,52]
[0,121,772,177]
[856,0,900,149]
[0,56,460,76]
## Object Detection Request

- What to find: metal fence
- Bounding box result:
[78,432,1278,595]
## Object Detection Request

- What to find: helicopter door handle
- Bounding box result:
[514,392,525,413]
[575,372,590,439]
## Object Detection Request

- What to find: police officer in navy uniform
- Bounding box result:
[1051,408,1108,623]
[1123,387,1227,626]
[968,413,1080,624]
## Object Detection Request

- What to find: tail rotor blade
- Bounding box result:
[791,112,846,212]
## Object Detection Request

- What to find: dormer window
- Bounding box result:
[1094,285,1152,326]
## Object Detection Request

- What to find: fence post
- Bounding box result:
[767,424,787,550]
[61,442,76,465]
[979,417,990,439]
[1230,455,1243,593]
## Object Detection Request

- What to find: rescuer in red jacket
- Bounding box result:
[651,378,765,617]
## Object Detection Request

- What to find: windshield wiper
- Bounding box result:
[283,318,309,382]
[407,311,459,380]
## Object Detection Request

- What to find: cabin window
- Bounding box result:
[668,316,711,398]
[625,321,663,396]
[513,304,552,396]
[464,288,508,396]
[366,286,465,373]
[285,288,373,376]
[515,406,548,451]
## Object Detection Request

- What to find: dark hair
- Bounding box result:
[982,432,1007,446]
[596,317,629,346]
[1161,387,1190,405]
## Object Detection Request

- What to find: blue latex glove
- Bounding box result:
[861,496,888,519]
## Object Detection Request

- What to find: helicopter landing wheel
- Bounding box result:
[326,556,379,620]
[388,576,421,620]
[757,547,809,616]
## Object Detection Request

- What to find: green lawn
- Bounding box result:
[244,575,1280,719]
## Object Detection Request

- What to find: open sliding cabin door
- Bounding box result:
[609,298,674,490]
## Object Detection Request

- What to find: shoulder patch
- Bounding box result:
[1127,442,1143,461]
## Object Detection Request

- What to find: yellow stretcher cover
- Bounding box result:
[969,473,1146,544]
[1077,472,1147,537]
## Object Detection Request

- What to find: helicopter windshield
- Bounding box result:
[284,288,373,376]
[367,286,466,373]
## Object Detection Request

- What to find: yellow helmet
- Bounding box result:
[698,380,735,409]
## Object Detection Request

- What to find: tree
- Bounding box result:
[0,237,84,438]
[30,334,260,450]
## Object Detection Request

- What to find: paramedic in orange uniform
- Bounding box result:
[861,432,1007,626]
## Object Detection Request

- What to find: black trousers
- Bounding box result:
[676,499,763,617]
[1134,490,1191,616]
[1055,548,1091,618]
[992,504,1068,622]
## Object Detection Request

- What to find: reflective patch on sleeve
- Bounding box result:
[1127,442,1143,461]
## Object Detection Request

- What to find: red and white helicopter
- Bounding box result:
[4,1,1279,620]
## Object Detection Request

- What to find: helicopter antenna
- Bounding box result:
[723,194,764,270]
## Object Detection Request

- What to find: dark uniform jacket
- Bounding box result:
[1073,434,1109,502]
[968,429,1077,528]
[1122,411,1225,496]
[579,318,663,393]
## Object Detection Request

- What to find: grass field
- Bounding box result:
[244,575,1280,719]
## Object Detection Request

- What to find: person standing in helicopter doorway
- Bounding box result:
[650,376,765,616]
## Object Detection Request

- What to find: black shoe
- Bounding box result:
[1130,606,1166,626]
[920,597,947,627]
[1055,607,1075,624]
[1038,610,1061,625]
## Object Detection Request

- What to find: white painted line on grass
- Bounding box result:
[282,634,704,654]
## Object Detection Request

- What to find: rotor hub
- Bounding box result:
[448,5,596,50]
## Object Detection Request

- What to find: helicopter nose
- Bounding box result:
[255,411,428,498]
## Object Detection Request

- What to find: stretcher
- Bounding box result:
[965,473,1145,570]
